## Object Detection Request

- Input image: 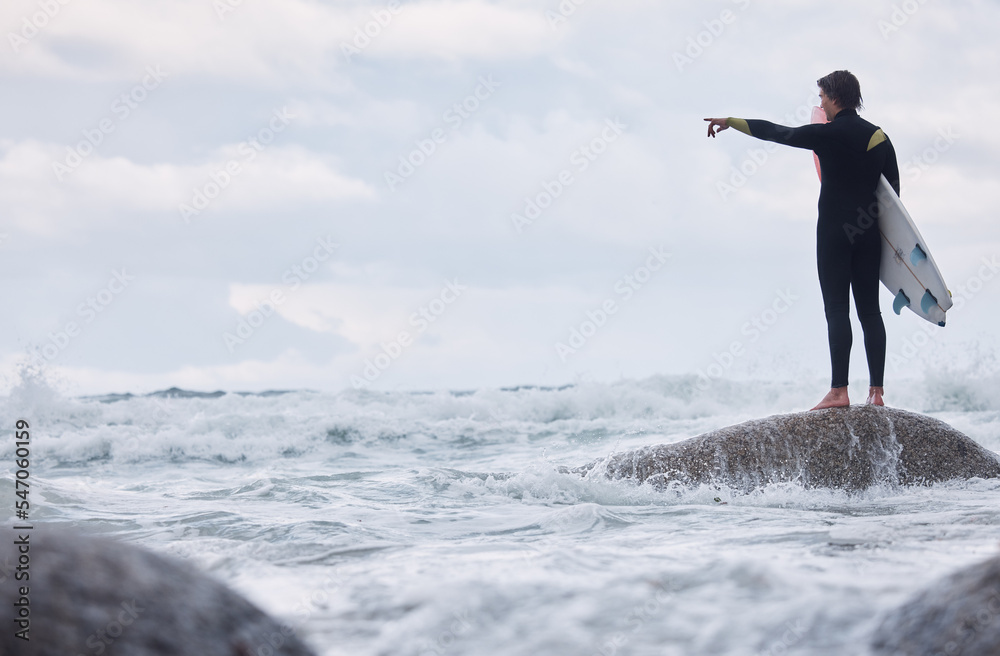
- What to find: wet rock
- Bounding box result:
[587,405,1000,491]
[871,553,1000,655]
[0,527,317,656]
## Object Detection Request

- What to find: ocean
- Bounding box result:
[2,368,999,656]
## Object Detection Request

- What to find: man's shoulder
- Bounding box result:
[845,113,885,135]
[834,113,890,150]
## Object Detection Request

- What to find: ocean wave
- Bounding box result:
[2,361,999,467]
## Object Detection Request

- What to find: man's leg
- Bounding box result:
[851,231,886,404]
[812,234,853,410]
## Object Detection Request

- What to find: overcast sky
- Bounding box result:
[1,0,998,395]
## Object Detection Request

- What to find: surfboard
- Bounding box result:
[810,108,952,326]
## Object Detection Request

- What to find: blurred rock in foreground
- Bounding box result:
[0,527,317,656]
[872,553,1000,655]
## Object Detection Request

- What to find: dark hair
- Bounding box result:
[817,70,863,111]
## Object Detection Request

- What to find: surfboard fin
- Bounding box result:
[893,290,910,315]
[910,244,927,266]
[920,290,938,314]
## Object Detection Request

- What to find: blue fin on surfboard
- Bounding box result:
[893,290,910,315]
[910,244,927,266]
[920,289,938,314]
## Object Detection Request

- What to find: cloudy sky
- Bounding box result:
[1,0,998,395]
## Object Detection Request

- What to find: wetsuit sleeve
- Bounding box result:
[727,118,824,150]
[882,136,901,197]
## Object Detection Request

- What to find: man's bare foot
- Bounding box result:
[866,386,884,406]
[811,387,850,410]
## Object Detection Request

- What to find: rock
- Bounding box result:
[0,527,317,656]
[585,405,1000,491]
[871,553,1000,655]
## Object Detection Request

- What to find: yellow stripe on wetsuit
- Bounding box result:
[727,118,752,136]
[867,129,886,151]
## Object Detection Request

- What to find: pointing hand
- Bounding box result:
[704,118,729,138]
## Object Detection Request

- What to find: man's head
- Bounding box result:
[817,70,863,117]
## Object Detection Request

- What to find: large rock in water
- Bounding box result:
[0,527,317,656]
[871,554,1000,655]
[589,405,1000,491]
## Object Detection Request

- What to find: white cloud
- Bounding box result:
[0,139,374,234]
[2,0,343,83]
[289,96,425,132]
[368,1,555,61]
[229,280,441,345]
[1,0,565,83]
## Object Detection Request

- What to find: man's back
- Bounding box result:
[813,109,900,219]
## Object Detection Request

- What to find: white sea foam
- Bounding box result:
[1,362,998,655]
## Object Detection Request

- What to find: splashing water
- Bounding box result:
[1,365,999,655]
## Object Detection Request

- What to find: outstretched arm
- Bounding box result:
[705,116,823,150]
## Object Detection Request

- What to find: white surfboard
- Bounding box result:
[874,176,952,325]
[810,108,952,326]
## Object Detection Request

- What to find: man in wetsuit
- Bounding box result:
[704,70,900,410]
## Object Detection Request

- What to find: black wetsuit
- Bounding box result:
[728,109,900,388]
